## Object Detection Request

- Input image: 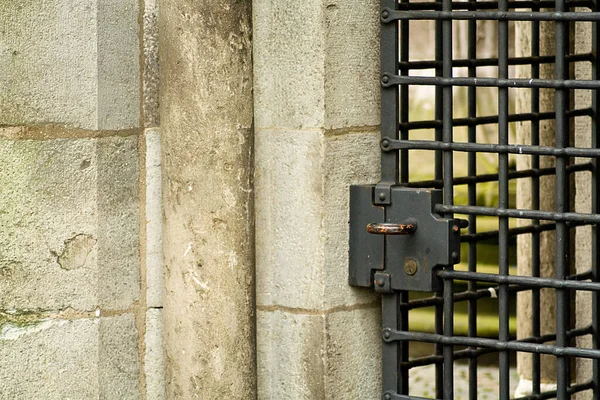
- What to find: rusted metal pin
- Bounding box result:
[366,218,418,235]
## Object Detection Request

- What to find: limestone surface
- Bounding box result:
[0,0,139,129]
[0,315,139,400]
[0,136,140,311]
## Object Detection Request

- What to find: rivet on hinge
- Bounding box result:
[374,182,392,205]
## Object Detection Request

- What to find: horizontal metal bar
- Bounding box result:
[382,9,600,22]
[382,74,600,90]
[398,53,594,70]
[519,325,592,344]
[397,0,593,11]
[397,108,592,131]
[383,138,600,158]
[434,203,600,224]
[402,325,593,368]
[461,220,592,243]
[438,270,600,291]
[573,270,594,281]
[512,381,594,400]
[461,223,558,242]
[403,285,527,310]
[384,392,434,400]
[404,162,593,190]
[383,329,600,359]
[405,271,593,310]
[404,347,492,368]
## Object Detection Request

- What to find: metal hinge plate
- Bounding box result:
[349,185,461,292]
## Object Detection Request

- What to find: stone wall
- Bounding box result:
[253,0,382,398]
[0,1,164,398]
[2,0,385,398]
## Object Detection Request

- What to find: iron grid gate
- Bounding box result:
[349,0,600,398]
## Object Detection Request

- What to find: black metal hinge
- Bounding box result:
[349,185,461,293]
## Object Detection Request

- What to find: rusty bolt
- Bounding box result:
[404,258,418,275]
[453,224,459,233]
[376,278,385,287]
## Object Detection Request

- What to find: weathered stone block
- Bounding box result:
[323,131,380,308]
[257,308,381,400]
[145,308,166,400]
[146,129,163,308]
[324,0,380,129]
[255,130,380,310]
[0,135,140,311]
[144,0,160,128]
[253,0,326,129]
[324,308,381,400]
[255,129,325,310]
[0,0,139,130]
[254,0,380,130]
[0,314,139,399]
[257,310,326,399]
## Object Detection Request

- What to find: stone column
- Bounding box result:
[574,17,594,400]
[142,0,165,398]
[515,20,558,394]
[159,0,256,398]
[253,0,382,398]
[514,20,568,395]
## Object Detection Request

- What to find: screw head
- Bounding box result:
[381,139,390,148]
[381,75,390,84]
[381,10,390,19]
[452,251,460,263]
[378,192,387,201]
[384,394,392,400]
[404,259,418,275]
[383,331,391,339]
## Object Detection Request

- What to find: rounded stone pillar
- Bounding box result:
[159,1,256,398]
[515,20,559,395]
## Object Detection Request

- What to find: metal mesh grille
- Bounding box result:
[379,0,600,398]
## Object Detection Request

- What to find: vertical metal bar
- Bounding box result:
[497,0,511,397]
[398,290,409,395]
[400,0,410,183]
[591,0,600,397]
[442,0,454,397]
[398,0,411,393]
[435,13,445,400]
[380,0,399,186]
[435,23,444,183]
[380,0,401,397]
[530,0,542,394]
[466,10,478,400]
[382,294,401,395]
[554,0,570,396]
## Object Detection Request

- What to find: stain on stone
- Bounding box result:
[0,260,20,278]
[54,234,96,270]
[79,159,91,169]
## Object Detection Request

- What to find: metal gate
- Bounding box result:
[349,0,600,398]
